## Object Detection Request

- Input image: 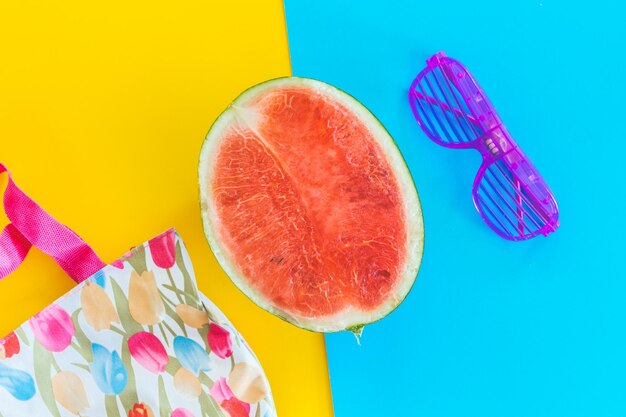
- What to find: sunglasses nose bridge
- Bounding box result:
[472,125,517,163]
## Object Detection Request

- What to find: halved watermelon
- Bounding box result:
[199,77,423,333]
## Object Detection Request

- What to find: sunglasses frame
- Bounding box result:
[408,52,559,241]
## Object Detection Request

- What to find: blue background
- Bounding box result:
[284,1,626,416]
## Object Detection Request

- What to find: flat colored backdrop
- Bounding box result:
[0,2,332,417]
[285,1,626,416]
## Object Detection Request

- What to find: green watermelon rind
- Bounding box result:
[199,76,424,333]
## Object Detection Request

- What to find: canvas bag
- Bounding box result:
[0,163,276,417]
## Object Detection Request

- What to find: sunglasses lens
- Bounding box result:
[410,64,484,146]
[473,153,558,240]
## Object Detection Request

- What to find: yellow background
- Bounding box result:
[0,1,333,416]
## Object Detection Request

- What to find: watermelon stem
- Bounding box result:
[347,325,364,345]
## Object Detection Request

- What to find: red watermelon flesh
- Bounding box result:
[200,77,423,332]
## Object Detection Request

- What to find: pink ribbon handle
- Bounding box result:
[0,163,106,283]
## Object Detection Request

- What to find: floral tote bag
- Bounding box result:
[0,163,276,417]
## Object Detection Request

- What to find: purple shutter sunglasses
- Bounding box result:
[408,51,559,241]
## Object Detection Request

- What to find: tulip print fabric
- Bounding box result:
[0,229,276,417]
